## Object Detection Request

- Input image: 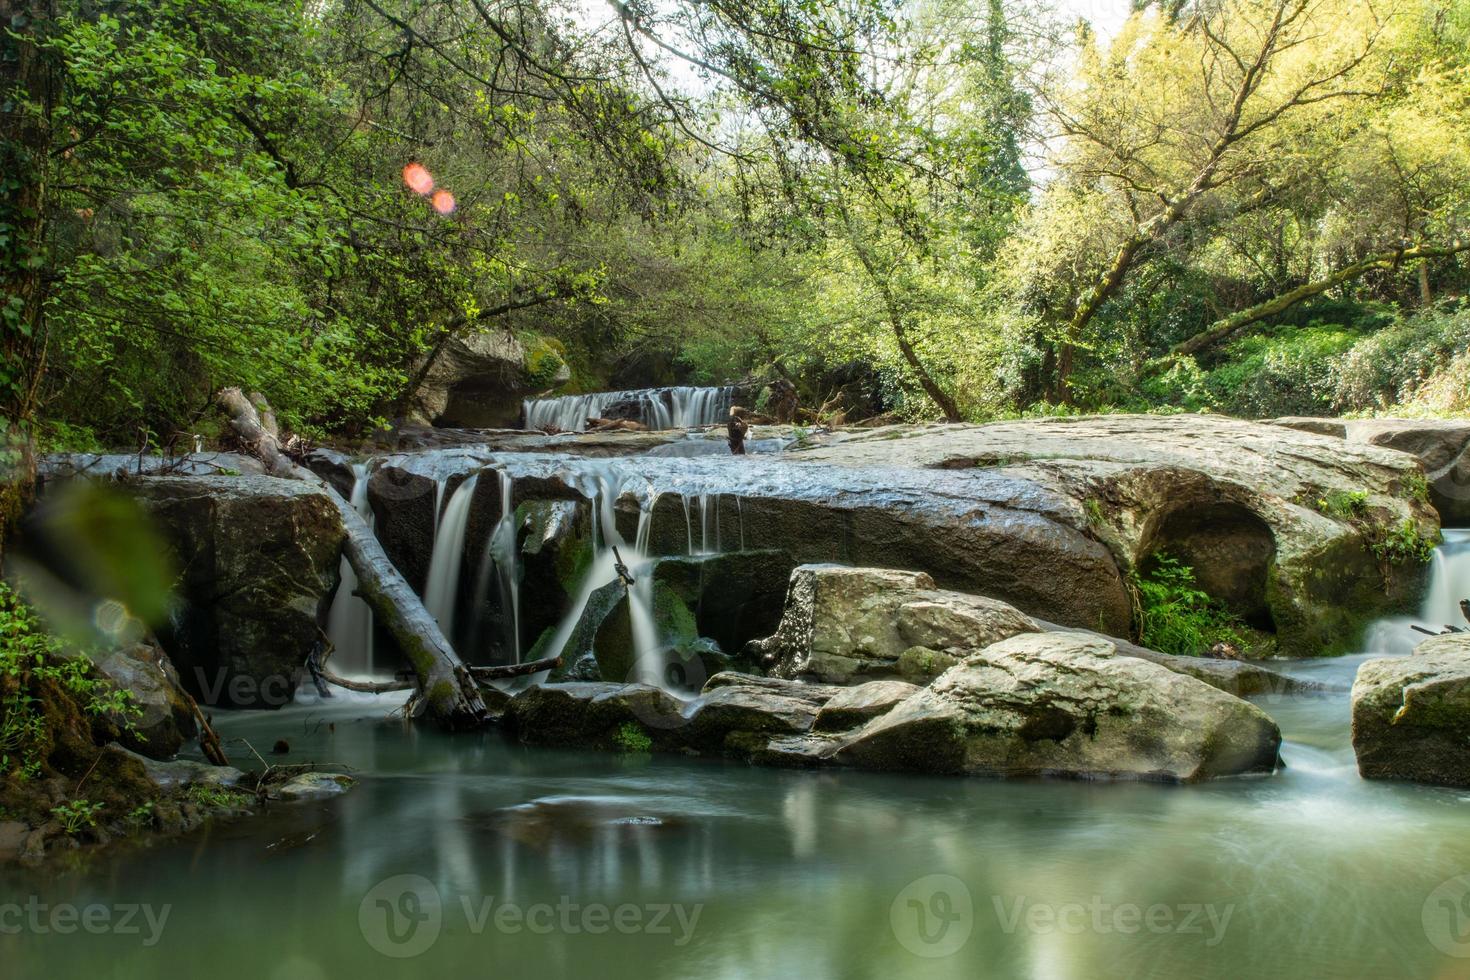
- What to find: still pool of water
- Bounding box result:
[3,661,1469,980]
[8,532,1470,978]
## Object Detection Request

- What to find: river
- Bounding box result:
[4,537,1470,979]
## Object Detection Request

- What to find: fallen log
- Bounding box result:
[215,388,489,729]
[467,654,562,680]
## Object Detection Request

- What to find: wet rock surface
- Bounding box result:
[1352,633,1470,787]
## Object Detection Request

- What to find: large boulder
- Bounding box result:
[749,565,1039,683]
[128,475,345,708]
[406,330,564,428]
[798,415,1437,655]
[360,414,1435,658]
[1344,419,1470,527]
[1351,633,1470,787]
[1269,416,1470,527]
[835,632,1282,781]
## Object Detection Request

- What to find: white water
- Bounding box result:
[423,474,479,639]
[523,385,736,432]
[469,469,522,662]
[1360,528,1470,654]
[324,463,377,677]
[516,463,671,685]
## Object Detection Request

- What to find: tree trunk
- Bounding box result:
[215,388,489,729]
[1170,240,1469,359]
[0,0,59,560]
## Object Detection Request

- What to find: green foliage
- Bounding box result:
[1131,554,1248,657]
[522,336,569,390]
[1371,519,1437,565]
[1316,490,1370,520]
[50,799,104,835]
[184,784,253,810]
[612,721,652,754]
[0,581,137,781]
[1328,301,1470,413]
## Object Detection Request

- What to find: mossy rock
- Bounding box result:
[592,582,699,684]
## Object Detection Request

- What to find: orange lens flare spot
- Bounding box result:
[431,190,457,214]
[402,162,433,195]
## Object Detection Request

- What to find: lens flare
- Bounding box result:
[431,190,457,215]
[402,162,433,195]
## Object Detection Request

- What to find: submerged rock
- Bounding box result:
[272,773,355,802]
[835,632,1282,782]
[126,475,344,708]
[1352,633,1470,787]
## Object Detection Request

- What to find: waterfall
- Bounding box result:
[526,465,669,686]
[469,469,522,663]
[325,463,377,677]
[424,474,479,639]
[522,386,736,432]
[1362,528,1470,655]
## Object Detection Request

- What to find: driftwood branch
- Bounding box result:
[467,654,562,680]
[215,387,489,729]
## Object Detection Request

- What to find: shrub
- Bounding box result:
[612,721,652,753]
[1131,554,1248,656]
[0,582,137,781]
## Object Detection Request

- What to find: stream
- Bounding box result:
[4,543,1469,978]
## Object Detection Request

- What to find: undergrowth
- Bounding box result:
[1131,554,1248,657]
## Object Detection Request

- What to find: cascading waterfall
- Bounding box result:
[469,469,522,663]
[424,474,479,639]
[324,463,377,677]
[1363,528,1470,655]
[522,385,736,433]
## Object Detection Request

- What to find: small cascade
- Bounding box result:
[1362,528,1470,654]
[469,469,522,662]
[325,463,377,677]
[522,385,737,432]
[526,465,670,687]
[424,474,479,639]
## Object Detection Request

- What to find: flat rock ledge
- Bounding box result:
[1352,633,1470,787]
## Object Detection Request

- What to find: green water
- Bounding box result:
[3,654,1469,980]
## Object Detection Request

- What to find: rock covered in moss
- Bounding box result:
[1352,633,1470,787]
[749,564,1038,683]
[835,632,1282,782]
